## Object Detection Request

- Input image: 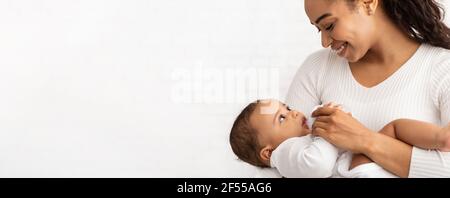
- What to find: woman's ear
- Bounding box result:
[362,0,378,15]
[259,146,274,165]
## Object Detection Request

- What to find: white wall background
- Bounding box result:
[0,0,448,177]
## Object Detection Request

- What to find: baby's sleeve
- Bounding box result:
[270,136,340,178]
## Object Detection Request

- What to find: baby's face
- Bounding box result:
[250,100,311,148]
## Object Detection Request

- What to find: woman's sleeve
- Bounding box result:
[285,50,328,114]
[408,58,450,178]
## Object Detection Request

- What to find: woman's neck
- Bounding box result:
[360,12,421,68]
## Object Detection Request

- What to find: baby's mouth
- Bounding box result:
[302,118,309,129]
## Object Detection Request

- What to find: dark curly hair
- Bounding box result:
[229,100,269,168]
[348,0,450,49]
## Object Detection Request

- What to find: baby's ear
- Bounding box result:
[259,146,273,163]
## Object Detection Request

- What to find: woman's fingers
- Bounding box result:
[312,106,338,117]
[312,121,328,130]
[315,116,331,123]
[324,102,341,109]
[324,102,333,107]
[312,127,328,139]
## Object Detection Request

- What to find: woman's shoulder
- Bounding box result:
[422,44,450,65]
[298,48,343,74]
[303,48,333,65]
[414,44,450,82]
[424,44,450,97]
[305,48,332,59]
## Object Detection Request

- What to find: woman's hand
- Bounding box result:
[311,106,375,153]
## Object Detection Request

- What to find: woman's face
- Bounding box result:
[304,0,377,62]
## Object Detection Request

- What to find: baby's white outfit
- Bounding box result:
[270,135,397,178]
[270,104,397,178]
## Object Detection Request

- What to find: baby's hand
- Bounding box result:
[323,102,351,116]
[323,102,343,110]
[308,102,352,129]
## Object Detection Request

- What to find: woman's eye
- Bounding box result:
[325,24,334,31]
[279,115,286,123]
[317,24,334,33]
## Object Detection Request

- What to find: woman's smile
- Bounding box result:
[333,42,348,58]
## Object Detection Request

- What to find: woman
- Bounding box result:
[286,0,450,177]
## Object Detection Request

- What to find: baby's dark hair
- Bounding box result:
[229,101,269,168]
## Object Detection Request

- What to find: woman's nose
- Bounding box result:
[321,31,332,48]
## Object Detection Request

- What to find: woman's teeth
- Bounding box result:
[335,43,347,55]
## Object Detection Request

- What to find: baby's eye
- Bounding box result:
[279,115,286,123]
[286,106,292,111]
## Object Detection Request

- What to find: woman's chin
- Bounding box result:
[341,50,359,63]
[346,55,359,63]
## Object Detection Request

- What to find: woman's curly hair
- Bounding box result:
[348,0,450,49]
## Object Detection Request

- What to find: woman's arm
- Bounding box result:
[312,106,450,178]
[406,60,450,177]
[312,107,413,177]
[364,132,413,178]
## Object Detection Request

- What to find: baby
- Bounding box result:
[229,99,450,178]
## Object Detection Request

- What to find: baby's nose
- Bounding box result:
[290,111,299,118]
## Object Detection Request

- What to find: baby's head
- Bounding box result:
[229,99,311,168]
